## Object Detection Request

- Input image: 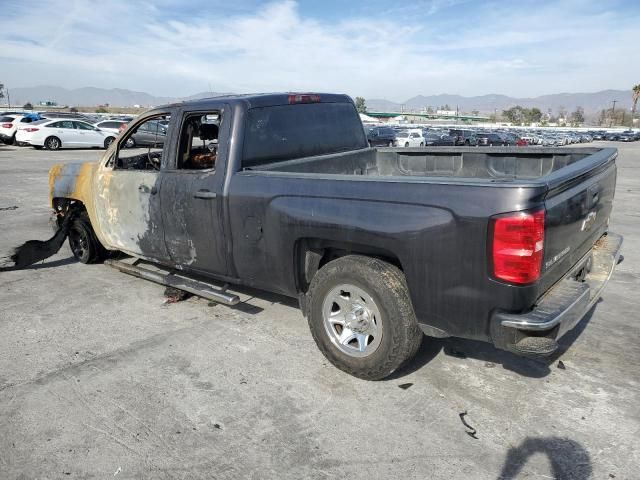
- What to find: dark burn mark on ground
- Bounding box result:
[0,212,75,272]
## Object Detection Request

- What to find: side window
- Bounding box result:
[114,114,170,171]
[53,121,74,129]
[74,121,94,130]
[175,111,220,170]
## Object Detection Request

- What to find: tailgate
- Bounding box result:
[540,149,617,293]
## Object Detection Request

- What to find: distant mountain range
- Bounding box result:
[366,90,634,115]
[4,85,227,108]
[3,85,634,115]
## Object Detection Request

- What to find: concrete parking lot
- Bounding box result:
[0,142,638,479]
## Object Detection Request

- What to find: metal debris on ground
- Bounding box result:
[0,205,19,211]
[163,286,193,304]
[459,411,478,439]
[398,383,413,390]
[557,360,566,370]
[445,346,467,359]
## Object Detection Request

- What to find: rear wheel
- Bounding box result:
[68,212,107,264]
[45,136,61,150]
[104,136,115,149]
[404,142,409,147]
[125,137,136,148]
[420,142,424,147]
[306,255,423,380]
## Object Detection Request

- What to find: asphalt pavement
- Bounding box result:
[0,142,638,479]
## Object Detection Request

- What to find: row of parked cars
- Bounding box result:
[0,111,168,150]
[366,126,529,148]
[366,125,640,148]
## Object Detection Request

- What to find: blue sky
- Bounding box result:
[0,0,638,101]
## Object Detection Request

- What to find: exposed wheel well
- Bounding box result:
[295,238,403,294]
[52,198,87,227]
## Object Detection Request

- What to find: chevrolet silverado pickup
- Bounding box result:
[48,93,622,379]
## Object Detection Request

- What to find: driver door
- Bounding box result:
[93,111,174,261]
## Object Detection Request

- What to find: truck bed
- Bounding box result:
[247,146,610,183]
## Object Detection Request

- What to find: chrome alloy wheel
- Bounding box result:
[322,284,383,357]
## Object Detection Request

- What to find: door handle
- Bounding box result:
[138,185,157,195]
[194,190,217,199]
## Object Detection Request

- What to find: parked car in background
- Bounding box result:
[0,113,42,144]
[394,129,424,147]
[127,119,168,147]
[94,120,128,135]
[423,132,456,146]
[15,119,117,150]
[617,133,635,142]
[476,132,506,146]
[366,126,396,147]
[449,129,478,146]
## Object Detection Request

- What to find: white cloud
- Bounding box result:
[0,0,637,100]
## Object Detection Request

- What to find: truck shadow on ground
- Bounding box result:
[391,302,600,380]
[199,278,603,380]
[496,436,592,480]
[21,256,78,270]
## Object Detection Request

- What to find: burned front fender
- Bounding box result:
[49,161,105,242]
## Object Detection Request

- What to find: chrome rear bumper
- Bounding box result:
[493,232,622,355]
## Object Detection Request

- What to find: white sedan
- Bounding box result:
[16,119,117,150]
[0,114,39,145]
[394,130,425,147]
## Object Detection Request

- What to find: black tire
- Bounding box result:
[306,255,423,380]
[126,137,136,148]
[368,140,372,147]
[464,140,470,146]
[68,212,108,264]
[420,142,424,147]
[45,136,61,150]
[9,134,16,145]
[404,142,409,148]
[104,136,115,149]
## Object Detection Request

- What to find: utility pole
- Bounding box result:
[610,100,618,127]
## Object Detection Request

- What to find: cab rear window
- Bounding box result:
[242,102,366,168]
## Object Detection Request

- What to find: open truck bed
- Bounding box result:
[248,146,609,182]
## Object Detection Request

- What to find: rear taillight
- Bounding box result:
[1,123,12,128]
[288,94,321,104]
[491,209,545,285]
[24,128,40,132]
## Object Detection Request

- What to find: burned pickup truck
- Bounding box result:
[48,93,622,379]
